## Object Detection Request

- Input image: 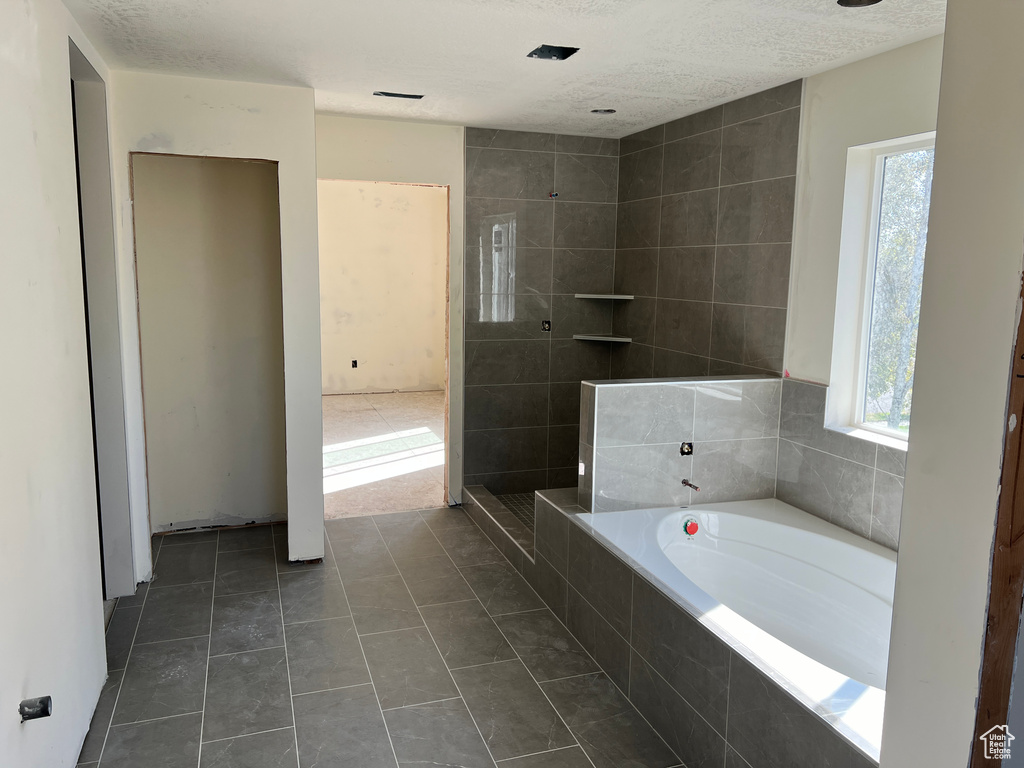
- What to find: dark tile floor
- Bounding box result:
[79,508,682,768]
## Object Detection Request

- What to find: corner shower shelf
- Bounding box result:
[574,294,634,300]
[572,334,633,343]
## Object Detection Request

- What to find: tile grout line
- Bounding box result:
[200,724,294,746]
[94,533,161,766]
[324,530,404,768]
[196,532,220,765]
[375,511,510,768]
[271,533,302,768]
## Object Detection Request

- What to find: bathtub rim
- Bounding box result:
[539,489,885,764]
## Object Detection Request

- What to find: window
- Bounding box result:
[829,133,935,443]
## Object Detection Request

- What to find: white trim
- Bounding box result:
[826,131,935,443]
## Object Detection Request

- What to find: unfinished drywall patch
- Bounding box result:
[132,153,287,530]
[318,180,448,394]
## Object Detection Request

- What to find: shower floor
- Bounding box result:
[495,493,536,532]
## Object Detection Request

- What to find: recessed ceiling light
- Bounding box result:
[591,109,616,114]
[373,91,424,100]
[527,44,580,61]
[837,0,882,6]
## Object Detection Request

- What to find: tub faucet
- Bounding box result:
[681,479,701,492]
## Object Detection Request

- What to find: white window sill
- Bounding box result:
[824,424,909,452]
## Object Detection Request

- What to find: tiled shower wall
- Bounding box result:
[463,129,620,494]
[580,376,905,550]
[610,81,801,379]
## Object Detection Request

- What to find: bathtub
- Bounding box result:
[572,496,896,759]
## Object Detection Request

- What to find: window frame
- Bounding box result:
[826,131,935,448]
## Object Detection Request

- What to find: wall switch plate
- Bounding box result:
[541,320,551,332]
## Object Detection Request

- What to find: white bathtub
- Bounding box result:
[572,497,896,759]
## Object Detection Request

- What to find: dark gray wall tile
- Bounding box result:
[660,189,718,247]
[567,526,632,637]
[464,470,550,496]
[466,293,552,340]
[565,588,631,691]
[717,177,796,246]
[611,296,656,344]
[617,145,663,202]
[549,382,581,426]
[548,466,579,489]
[720,108,800,185]
[555,153,618,203]
[552,248,615,294]
[535,498,569,575]
[550,339,610,382]
[554,202,617,249]
[466,384,550,430]
[467,128,558,151]
[610,341,655,379]
[293,685,396,768]
[613,248,659,296]
[384,698,493,768]
[653,347,710,378]
[551,294,613,339]
[662,131,722,195]
[728,653,853,768]
[467,246,553,296]
[630,577,730,733]
[465,427,549,475]
[466,340,550,386]
[361,626,457,710]
[616,198,661,249]
[723,80,802,126]
[620,124,666,155]
[710,304,787,372]
[654,299,713,357]
[665,106,724,142]
[466,198,554,248]
[776,440,873,536]
[556,135,619,156]
[541,672,679,768]
[453,660,576,760]
[548,424,580,469]
[658,246,715,302]
[467,147,555,200]
[628,651,725,768]
[871,470,904,550]
[714,244,791,308]
[521,554,569,622]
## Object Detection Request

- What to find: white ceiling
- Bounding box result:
[64,0,946,138]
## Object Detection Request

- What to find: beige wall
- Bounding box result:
[110,72,324,561]
[881,1,1024,763]
[133,154,288,530]
[786,35,944,383]
[316,114,465,502]
[319,180,448,394]
[1,1,113,764]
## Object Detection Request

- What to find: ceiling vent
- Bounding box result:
[373,91,424,99]
[527,44,580,61]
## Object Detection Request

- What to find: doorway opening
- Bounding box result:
[317,180,450,519]
[70,41,135,604]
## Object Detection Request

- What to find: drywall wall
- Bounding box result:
[881,2,1024,764]
[133,154,288,530]
[110,72,324,560]
[319,180,448,394]
[316,114,464,502]
[0,1,113,765]
[786,36,944,384]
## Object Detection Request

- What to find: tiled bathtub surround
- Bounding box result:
[580,376,782,513]
[464,128,620,495]
[777,378,906,550]
[611,81,801,379]
[580,375,905,551]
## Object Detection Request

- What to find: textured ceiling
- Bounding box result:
[63,0,946,137]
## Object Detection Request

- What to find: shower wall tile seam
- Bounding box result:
[463,146,621,159]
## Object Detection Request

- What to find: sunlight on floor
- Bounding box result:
[323,427,445,493]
